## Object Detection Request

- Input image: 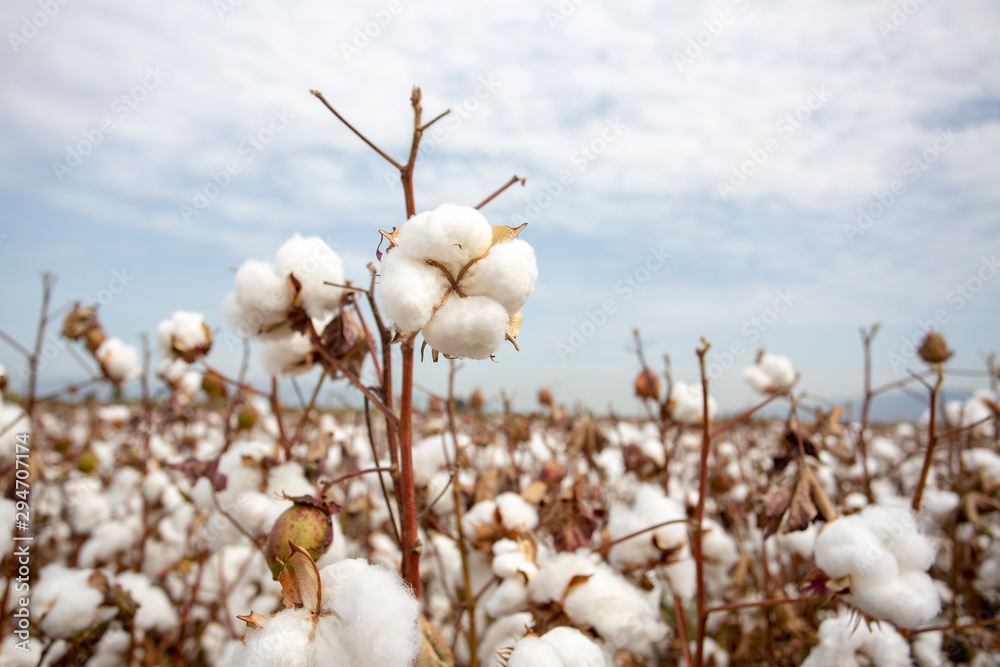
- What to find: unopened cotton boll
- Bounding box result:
[743,353,796,394]
[421,296,510,360]
[461,239,538,314]
[274,234,345,319]
[95,337,140,384]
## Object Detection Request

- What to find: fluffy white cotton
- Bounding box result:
[801,612,911,667]
[464,492,539,539]
[95,337,140,384]
[963,448,1000,478]
[259,332,315,375]
[115,572,180,633]
[506,636,562,667]
[421,295,510,360]
[461,239,538,314]
[743,353,796,394]
[274,234,345,319]
[225,259,291,337]
[946,389,996,437]
[378,250,451,334]
[0,404,29,464]
[478,612,534,666]
[160,357,188,384]
[537,626,608,667]
[224,235,344,340]
[378,203,535,359]
[227,558,420,667]
[669,381,718,425]
[157,311,210,356]
[34,564,112,639]
[814,504,940,628]
[911,631,945,667]
[395,203,493,277]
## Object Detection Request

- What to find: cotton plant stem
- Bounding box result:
[270,376,292,461]
[592,518,694,555]
[857,325,878,501]
[912,365,944,512]
[398,337,420,595]
[447,360,478,667]
[693,338,712,667]
[474,175,524,210]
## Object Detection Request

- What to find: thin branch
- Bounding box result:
[474,175,525,210]
[310,90,403,170]
[710,393,782,439]
[0,328,32,359]
[420,108,451,132]
[592,518,694,555]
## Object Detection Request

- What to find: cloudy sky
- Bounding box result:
[1,0,998,418]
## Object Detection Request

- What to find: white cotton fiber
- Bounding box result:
[477,612,534,666]
[743,353,796,394]
[814,504,940,628]
[379,250,450,334]
[461,239,538,314]
[157,311,210,355]
[274,234,345,320]
[259,332,315,376]
[395,203,494,277]
[227,259,291,336]
[539,626,608,667]
[115,572,180,633]
[95,337,140,384]
[34,564,111,639]
[801,612,911,667]
[669,381,718,425]
[421,295,510,360]
[506,636,562,667]
[495,492,540,531]
[529,552,597,605]
[0,404,29,464]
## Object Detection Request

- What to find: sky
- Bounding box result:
[1,0,998,419]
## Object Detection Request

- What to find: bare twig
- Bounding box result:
[474,175,524,210]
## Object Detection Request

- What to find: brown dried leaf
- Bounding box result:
[783,472,818,533]
[808,470,838,522]
[490,222,528,247]
[763,481,795,538]
[505,312,523,351]
[286,542,322,615]
[521,480,549,505]
[236,610,272,630]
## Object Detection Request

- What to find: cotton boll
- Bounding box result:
[529,552,596,605]
[379,251,451,334]
[115,572,179,634]
[259,332,315,376]
[421,296,510,360]
[77,516,143,567]
[34,565,112,639]
[540,626,608,667]
[483,576,530,618]
[274,234,345,320]
[228,259,292,337]
[963,448,1000,478]
[802,612,911,667]
[495,492,539,531]
[669,381,717,425]
[743,353,796,394]
[160,357,189,384]
[911,631,945,667]
[815,516,896,581]
[461,239,538,314]
[850,573,940,630]
[477,612,534,667]
[0,405,30,464]
[506,636,563,667]
[396,203,494,277]
[228,606,316,667]
[95,337,140,384]
[157,311,211,355]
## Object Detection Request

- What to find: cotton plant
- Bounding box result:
[157,310,213,362]
[743,351,797,394]
[60,305,140,386]
[378,203,538,360]
[800,611,912,667]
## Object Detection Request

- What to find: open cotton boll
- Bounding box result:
[506,636,563,667]
[539,626,608,667]
[669,381,718,425]
[743,353,796,394]
[259,332,315,376]
[95,337,140,384]
[529,552,597,605]
[160,357,189,384]
[801,612,911,667]
[495,492,539,531]
[421,296,510,360]
[478,612,534,666]
[461,239,538,314]
[395,203,494,276]
[34,564,113,639]
[963,448,1000,478]
[274,234,345,319]
[228,259,292,337]
[115,572,179,633]
[157,311,210,355]
[379,251,451,334]
[0,404,29,464]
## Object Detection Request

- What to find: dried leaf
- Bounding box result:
[505,312,522,351]
[521,480,549,505]
[490,222,528,247]
[286,542,322,615]
[783,471,818,533]
[807,470,838,522]
[379,227,402,249]
[416,614,455,667]
[236,610,271,630]
[763,481,795,538]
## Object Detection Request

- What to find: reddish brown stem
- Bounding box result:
[474,175,524,210]
[693,338,712,667]
[912,365,943,512]
[398,338,420,596]
[592,518,694,555]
